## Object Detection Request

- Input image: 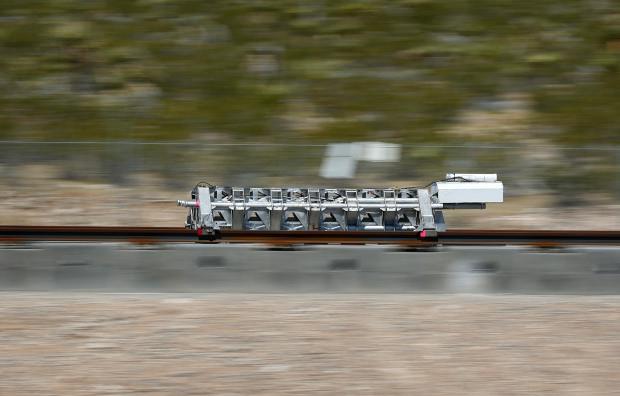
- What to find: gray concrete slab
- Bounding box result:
[0,243,619,293]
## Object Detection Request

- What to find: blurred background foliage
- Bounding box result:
[0,0,619,203]
[1,0,619,143]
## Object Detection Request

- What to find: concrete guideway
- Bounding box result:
[1,244,619,294]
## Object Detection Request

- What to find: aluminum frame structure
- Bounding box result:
[177,174,503,237]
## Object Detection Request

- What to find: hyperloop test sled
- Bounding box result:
[177,173,503,239]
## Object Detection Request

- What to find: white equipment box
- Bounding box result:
[431,182,504,203]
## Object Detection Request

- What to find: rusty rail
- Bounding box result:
[0,226,619,246]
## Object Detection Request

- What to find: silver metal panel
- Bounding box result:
[417,189,435,231]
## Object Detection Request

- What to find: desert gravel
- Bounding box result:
[1,293,620,395]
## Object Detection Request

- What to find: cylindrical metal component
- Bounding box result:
[177,200,199,208]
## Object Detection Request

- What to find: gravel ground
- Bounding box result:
[1,293,620,395]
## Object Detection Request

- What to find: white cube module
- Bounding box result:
[431,174,503,204]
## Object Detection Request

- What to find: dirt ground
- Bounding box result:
[1,293,619,395]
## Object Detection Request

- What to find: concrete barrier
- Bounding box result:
[0,243,619,293]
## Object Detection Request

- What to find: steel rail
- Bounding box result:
[0,226,619,246]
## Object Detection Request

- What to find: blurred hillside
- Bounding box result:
[1,0,619,144]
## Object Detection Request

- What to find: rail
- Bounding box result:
[1,226,619,246]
